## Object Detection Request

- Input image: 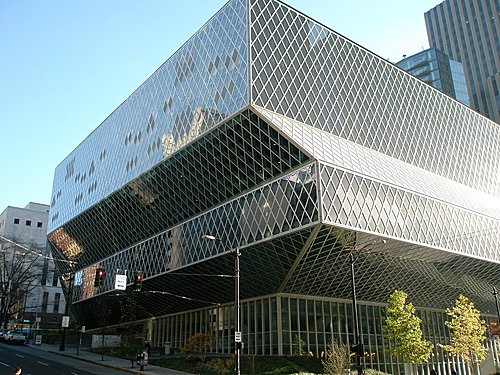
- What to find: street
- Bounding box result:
[0,342,130,375]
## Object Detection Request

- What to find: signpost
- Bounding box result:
[61,316,70,328]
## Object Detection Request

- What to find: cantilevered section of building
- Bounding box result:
[48,0,500,373]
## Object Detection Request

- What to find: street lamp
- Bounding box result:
[493,287,500,323]
[350,251,363,375]
[350,239,386,375]
[202,234,241,375]
[59,271,74,351]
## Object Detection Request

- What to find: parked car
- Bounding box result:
[4,330,26,345]
[0,329,7,342]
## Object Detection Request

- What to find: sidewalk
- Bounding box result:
[28,342,194,375]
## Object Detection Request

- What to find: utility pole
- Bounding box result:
[350,252,363,375]
[202,234,241,375]
[59,272,74,351]
[234,247,241,375]
[348,239,385,375]
[493,287,500,323]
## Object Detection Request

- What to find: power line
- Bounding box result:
[0,234,77,265]
[146,290,222,306]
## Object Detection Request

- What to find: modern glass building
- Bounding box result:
[396,48,470,106]
[425,0,500,123]
[48,0,500,373]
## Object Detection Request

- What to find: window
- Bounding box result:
[42,292,49,312]
[41,259,49,286]
[14,218,19,224]
[37,222,43,228]
[25,220,31,226]
[52,271,59,287]
[53,293,60,313]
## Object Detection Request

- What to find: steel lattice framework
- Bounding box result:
[48,0,499,333]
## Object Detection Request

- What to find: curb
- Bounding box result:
[46,349,150,374]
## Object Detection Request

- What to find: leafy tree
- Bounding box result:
[440,294,486,368]
[181,332,214,362]
[322,340,351,375]
[383,290,433,363]
[292,334,306,356]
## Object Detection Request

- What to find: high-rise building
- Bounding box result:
[0,203,66,329]
[48,0,500,373]
[425,0,500,123]
[396,48,470,106]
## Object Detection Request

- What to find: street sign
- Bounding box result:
[235,331,241,342]
[62,316,70,328]
[115,274,127,290]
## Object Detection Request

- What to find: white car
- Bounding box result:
[4,330,26,345]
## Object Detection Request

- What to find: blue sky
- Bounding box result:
[0,0,442,212]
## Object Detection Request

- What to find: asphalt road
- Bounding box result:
[0,342,127,375]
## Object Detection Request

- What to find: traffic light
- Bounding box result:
[94,267,105,288]
[133,271,143,292]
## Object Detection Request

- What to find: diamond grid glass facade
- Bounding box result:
[48,0,249,229]
[48,0,500,372]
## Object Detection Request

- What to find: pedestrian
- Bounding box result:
[13,368,22,375]
[144,340,151,356]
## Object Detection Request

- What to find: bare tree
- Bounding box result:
[322,340,351,375]
[0,237,43,328]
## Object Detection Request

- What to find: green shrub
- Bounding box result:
[197,357,234,375]
[40,330,59,345]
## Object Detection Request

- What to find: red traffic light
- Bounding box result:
[133,271,143,291]
[94,267,106,288]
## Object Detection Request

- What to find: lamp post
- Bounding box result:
[59,271,74,351]
[202,234,241,375]
[349,239,386,375]
[350,252,363,375]
[493,287,500,323]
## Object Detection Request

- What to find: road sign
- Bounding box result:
[62,316,70,328]
[115,274,127,290]
[235,331,241,342]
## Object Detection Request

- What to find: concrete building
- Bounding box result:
[0,203,66,329]
[48,0,500,373]
[425,0,500,123]
[396,47,470,106]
